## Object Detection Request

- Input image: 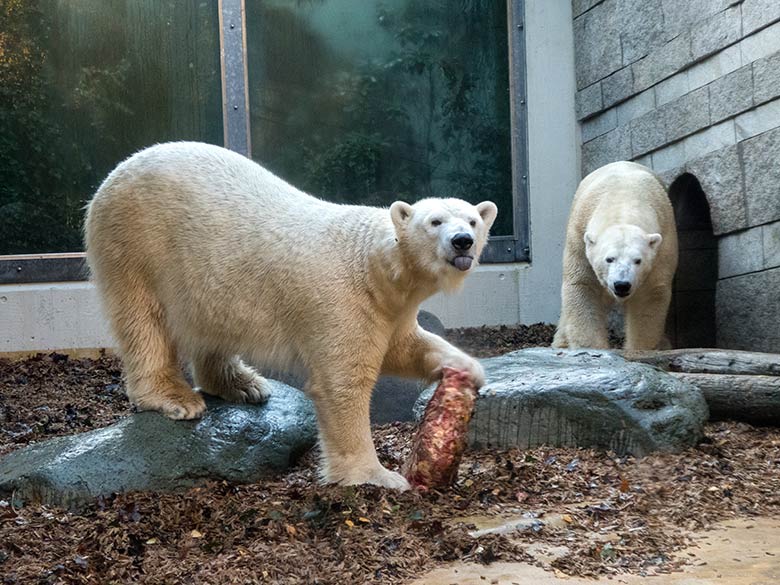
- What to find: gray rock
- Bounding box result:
[763,221,780,269]
[0,382,317,510]
[718,227,764,278]
[630,108,667,156]
[573,0,606,18]
[632,32,693,93]
[742,0,780,35]
[582,124,632,175]
[717,267,780,352]
[709,66,754,124]
[753,51,780,105]
[685,145,747,235]
[691,5,741,61]
[414,348,709,457]
[619,0,666,65]
[574,0,623,89]
[602,66,634,108]
[742,125,780,226]
[663,86,710,143]
[582,109,618,142]
[660,0,734,40]
[576,82,604,120]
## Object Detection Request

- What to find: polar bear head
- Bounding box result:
[390,198,498,290]
[584,224,662,301]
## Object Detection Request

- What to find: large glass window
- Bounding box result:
[246,0,515,236]
[0,0,223,255]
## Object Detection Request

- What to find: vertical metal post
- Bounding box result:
[219,0,251,157]
[509,0,530,262]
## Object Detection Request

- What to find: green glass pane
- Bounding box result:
[0,0,223,255]
[246,0,513,236]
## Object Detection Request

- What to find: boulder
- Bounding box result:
[0,381,316,510]
[414,348,709,456]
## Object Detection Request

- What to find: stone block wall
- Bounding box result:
[573,0,780,352]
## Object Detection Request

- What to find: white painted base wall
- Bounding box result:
[0,1,579,353]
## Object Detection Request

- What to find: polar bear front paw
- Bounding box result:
[437,351,485,388]
[323,462,411,491]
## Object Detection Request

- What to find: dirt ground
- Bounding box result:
[1,325,779,584]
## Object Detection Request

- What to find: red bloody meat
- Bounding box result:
[403,367,479,490]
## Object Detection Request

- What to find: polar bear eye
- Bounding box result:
[431,219,442,227]
[634,258,642,265]
[606,257,615,263]
[469,220,477,227]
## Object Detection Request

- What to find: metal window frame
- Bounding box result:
[0,0,528,284]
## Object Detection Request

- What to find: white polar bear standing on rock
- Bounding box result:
[552,161,678,351]
[85,141,497,490]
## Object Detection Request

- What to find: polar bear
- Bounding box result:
[552,161,678,351]
[84,141,497,490]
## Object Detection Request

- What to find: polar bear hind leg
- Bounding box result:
[106,280,207,420]
[192,353,271,404]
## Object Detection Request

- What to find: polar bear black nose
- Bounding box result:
[614,281,631,296]
[451,233,474,251]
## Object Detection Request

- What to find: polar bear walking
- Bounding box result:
[552,161,678,351]
[85,142,497,490]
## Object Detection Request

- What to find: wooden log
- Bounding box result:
[619,348,780,376]
[669,372,780,425]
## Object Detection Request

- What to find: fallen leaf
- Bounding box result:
[344,519,355,528]
[190,529,203,539]
[285,524,297,535]
[145,538,159,545]
[620,478,630,493]
[562,514,573,524]
[358,517,370,523]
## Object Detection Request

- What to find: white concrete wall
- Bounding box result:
[0,0,579,352]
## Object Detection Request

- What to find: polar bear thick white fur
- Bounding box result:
[552,161,678,351]
[85,141,497,490]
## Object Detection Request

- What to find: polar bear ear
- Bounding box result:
[390,201,413,229]
[647,233,663,249]
[584,232,596,247]
[476,201,498,229]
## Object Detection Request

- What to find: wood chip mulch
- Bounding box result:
[1,338,779,584]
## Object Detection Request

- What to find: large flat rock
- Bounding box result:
[0,382,316,510]
[414,348,709,456]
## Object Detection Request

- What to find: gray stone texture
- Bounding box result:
[656,73,690,106]
[686,145,748,235]
[740,125,780,226]
[414,349,709,457]
[718,227,765,278]
[576,82,604,120]
[661,0,738,40]
[602,66,634,108]
[0,383,318,509]
[753,51,780,105]
[709,65,754,124]
[619,0,666,65]
[617,88,656,125]
[632,32,693,93]
[582,124,632,175]
[573,0,607,18]
[691,5,742,61]
[582,108,618,142]
[574,0,624,89]
[630,108,667,156]
[717,267,780,352]
[663,86,711,143]
[764,221,780,269]
[742,0,780,35]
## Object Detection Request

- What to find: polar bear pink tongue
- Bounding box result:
[453,256,473,271]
